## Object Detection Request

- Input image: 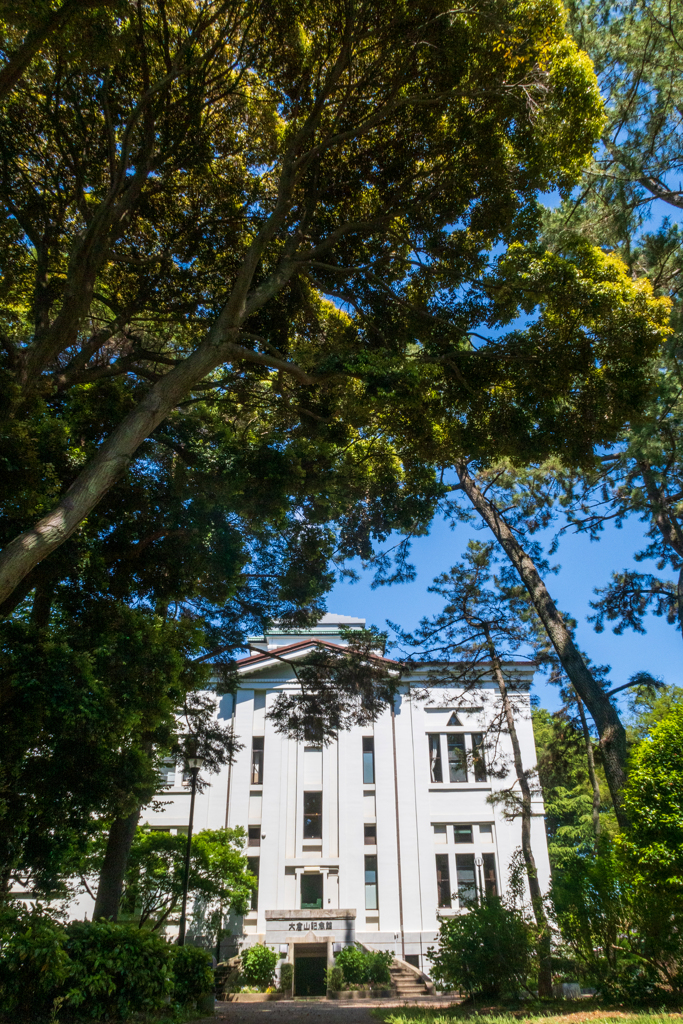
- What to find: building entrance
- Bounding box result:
[294,950,327,996]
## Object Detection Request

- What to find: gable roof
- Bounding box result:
[235,639,397,675]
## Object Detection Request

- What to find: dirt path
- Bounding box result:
[188,996,459,1024]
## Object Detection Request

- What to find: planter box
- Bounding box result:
[228,993,285,1002]
[327,988,394,1000]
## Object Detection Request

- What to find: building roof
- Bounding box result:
[236,639,396,673]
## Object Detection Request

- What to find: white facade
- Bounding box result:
[142,614,550,977]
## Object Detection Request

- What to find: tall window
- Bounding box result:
[456,853,477,905]
[472,733,487,782]
[303,791,322,839]
[435,854,451,908]
[365,855,378,910]
[428,735,442,783]
[301,872,323,909]
[248,826,261,847]
[364,823,376,845]
[483,853,498,896]
[362,737,375,784]
[447,734,467,782]
[247,856,259,910]
[251,736,264,784]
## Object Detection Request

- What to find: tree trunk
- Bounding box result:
[93,806,141,921]
[484,628,553,999]
[575,692,601,836]
[456,462,629,826]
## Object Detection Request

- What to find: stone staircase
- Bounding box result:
[390,958,433,999]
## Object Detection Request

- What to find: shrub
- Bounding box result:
[335,943,368,986]
[239,943,278,990]
[169,945,214,1005]
[325,965,343,991]
[366,949,393,986]
[65,920,171,1019]
[427,896,533,997]
[333,943,393,987]
[279,962,294,993]
[0,904,72,1021]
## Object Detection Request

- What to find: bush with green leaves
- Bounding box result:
[366,949,393,986]
[65,920,171,1019]
[239,943,278,991]
[335,943,369,986]
[334,943,393,988]
[553,838,683,1001]
[0,903,72,1021]
[169,945,214,1005]
[279,962,294,993]
[325,965,343,991]
[427,896,534,997]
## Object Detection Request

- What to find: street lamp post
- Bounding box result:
[178,755,204,946]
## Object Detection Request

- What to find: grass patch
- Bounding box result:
[372,1003,683,1024]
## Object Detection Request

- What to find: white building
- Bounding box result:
[144,614,550,992]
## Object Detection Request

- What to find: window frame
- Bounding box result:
[435,853,452,908]
[428,734,443,783]
[362,736,375,785]
[303,790,323,840]
[364,854,378,910]
[251,736,264,785]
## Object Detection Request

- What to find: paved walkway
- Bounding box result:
[188,996,460,1024]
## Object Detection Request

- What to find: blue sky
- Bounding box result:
[326,510,681,716]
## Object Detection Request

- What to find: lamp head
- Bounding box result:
[186,756,204,770]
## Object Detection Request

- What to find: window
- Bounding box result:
[435,854,451,908]
[453,824,473,843]
[365,855,378,910]
[472,733,487,782]
[362,737,375,784]
[428,735,442,783]
[248,826,261,847]
[160,758,176,786]
[446,712,462,726]
[447,734,467,782]
[483,853,498,896]
[251,736,264,785]
[301,872,323,909]
[405,954,420,969]
[364,824,377,845]
[456,854,477,905]
[303,791,322,839]
[433,824,447,843]
[247,856,259,910]
[304,718,324,743]
[479,823,494,843]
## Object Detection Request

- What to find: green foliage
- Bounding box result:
[325,965,343,992]
[0,911,175,1021]
[532,708,613,867]
[278,962,293,994]
[239,943,278,991]
[169,945,214,1006]
[626,684,683,743]
[0,903,71,1020]
[366,949,394,986]
[335,944,370,986]
[552,838,683,1000]
[427,896,534,997]
[619,704,683,890]
[334,943,393,988]
[117,826,255,934]
[64,921,171,1020]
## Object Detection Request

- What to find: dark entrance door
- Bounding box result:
[294,955,327,996]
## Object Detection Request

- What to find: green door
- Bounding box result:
[294,956,327,996]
